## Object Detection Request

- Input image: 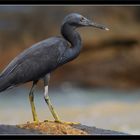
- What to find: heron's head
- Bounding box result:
[62,13,109,31]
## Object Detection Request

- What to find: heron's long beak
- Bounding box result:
[88,20,109,31]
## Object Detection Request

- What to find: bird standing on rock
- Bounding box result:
[0,13,109,123]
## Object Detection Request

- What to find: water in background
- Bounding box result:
[0,84,140,135]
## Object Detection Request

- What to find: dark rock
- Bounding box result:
[72,124,128,135]
[0,125,42,134]
[0,124,128,135]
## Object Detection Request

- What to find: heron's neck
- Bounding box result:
[61,23,82,57]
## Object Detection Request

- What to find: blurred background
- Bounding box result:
[0,6,140,134]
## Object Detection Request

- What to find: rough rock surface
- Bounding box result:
[0,121,128,135]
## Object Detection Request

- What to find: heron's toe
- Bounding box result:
[43,119,80,125]
[55,120,80,125]
[27,120,40,124]
[33,120,40,124]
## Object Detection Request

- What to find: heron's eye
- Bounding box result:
[80,17,85,22]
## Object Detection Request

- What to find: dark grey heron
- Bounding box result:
[0,13,109,123]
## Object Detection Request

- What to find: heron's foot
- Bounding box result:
[33,120,40,124]
[44,119,80,125]
[55,120,80,125]
[17,120,40,129]
[27,120,40,124]
[44,119,54,123]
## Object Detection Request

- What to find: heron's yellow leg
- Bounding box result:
[29,82,39,123]
[44,87,80,125]
[44,74,80,125]
[44,93,60,122]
